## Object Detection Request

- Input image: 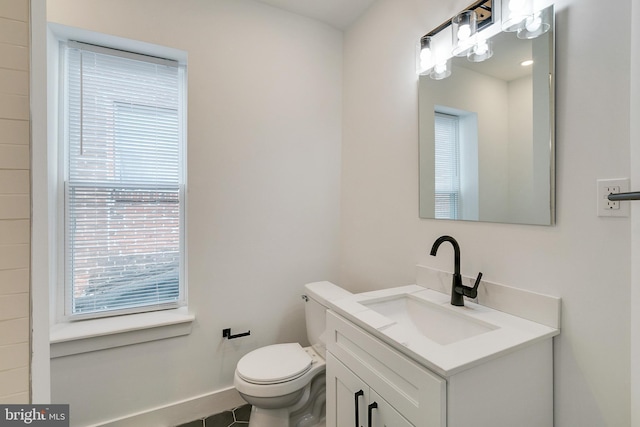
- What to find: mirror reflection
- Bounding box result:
[419,6,554,225]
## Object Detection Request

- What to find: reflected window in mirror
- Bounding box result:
[434,107,480,221]
[434,112,461,220]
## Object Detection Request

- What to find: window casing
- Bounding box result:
[434,112,461,219]
[61,41,186,320]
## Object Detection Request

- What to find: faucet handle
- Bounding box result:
[462,272,483,299]
[473,272,483,290]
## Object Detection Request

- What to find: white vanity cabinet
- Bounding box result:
[325,310,554,427]
[326,311,446,427]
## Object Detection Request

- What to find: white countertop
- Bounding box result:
[327,284,560,377]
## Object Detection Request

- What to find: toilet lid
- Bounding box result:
[237,343,312,384]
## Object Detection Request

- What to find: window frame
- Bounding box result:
[46,23,190,330]
[58,41,187,321]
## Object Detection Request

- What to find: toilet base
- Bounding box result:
[246,375,326,427]
[248,406,290,427]
[247,406,325,427]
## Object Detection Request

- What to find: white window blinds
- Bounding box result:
[63,42,186,318]
[434,112,461,219]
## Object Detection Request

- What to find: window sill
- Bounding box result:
[50,307,195,358]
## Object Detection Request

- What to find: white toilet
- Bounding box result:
[234,281,351,427]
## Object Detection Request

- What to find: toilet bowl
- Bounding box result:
[235,344,326,427]
[233,282,351,427]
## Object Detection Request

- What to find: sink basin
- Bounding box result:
[362,294,497,345]
[326,283,560,376]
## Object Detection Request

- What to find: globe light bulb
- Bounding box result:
[516,7,551,39]
[525,12,542,32]
[503,0,532,32]
[475,40,488,55]
[417,36,434,75]
[468,38,492,62]
[458,24,471,41]
[420,47,432,70]
[452,11,476,56]
[430,58,451,79]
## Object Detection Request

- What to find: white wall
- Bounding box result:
[44,0,342,424]
[341,1,631,426]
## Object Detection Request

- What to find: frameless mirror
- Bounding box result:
[419,5,555,225]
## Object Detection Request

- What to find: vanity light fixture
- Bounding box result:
[416,0,552,79]
[468,37,493,62]
[430,59,452,80]
[516,6,551,39]
[452,10,478,57]
[417,0,495,79]
[501,0,533,31]
[417,35,434,75]
[501,0,551,38]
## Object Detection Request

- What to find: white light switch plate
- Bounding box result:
[597,178,630,217]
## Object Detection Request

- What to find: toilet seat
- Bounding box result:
[234,345,326,399]
[237,343,312,385]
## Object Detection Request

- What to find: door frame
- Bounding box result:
[631,0,640,423]
[30,0,51,403]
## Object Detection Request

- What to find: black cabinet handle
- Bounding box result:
[354,389,364,427]
[367,401,378,427]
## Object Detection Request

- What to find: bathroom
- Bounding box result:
[0,0,639,425]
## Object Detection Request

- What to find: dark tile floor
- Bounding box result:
[176,404,251,427]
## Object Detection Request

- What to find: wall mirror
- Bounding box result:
[418,3,555,225]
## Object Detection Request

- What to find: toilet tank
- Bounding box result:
[304,281,352,358]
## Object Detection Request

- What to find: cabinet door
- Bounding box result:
[368,390,414,427]
[327,311,446,427]
[326,352,368,427]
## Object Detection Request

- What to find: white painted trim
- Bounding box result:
[50,308,194,358]
[30,0,52,404]
[85,387,246,427]
[416,265,561,329]
[47,22,187,64]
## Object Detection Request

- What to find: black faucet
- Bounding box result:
[429,235,483,306]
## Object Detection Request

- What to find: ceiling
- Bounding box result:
[252,0,377,29]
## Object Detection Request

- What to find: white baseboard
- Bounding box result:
[88,387,246,427]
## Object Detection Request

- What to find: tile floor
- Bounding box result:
[176,404,251,427]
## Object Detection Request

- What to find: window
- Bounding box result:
[61,41,186,319]
[434,112,461,219]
